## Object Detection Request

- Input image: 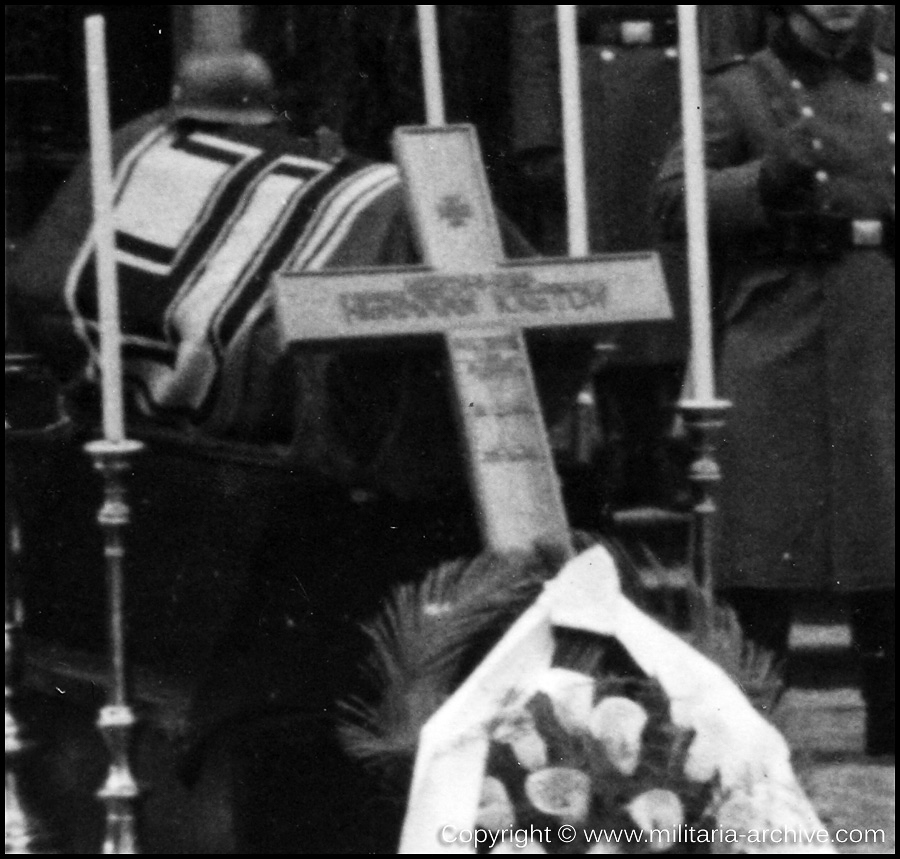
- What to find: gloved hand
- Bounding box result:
[758,124,818,213]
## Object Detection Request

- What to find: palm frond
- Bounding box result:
[336,548,562,770]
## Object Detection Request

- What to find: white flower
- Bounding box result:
[669,699,764,787]
[524,767,592,823]
[683,743,718,785]
[681,711,728,784]
[626,789,684,852]
[477,776,517,832]
[530,667,595,731]
[492,711,548,771]
[588,696,648,776]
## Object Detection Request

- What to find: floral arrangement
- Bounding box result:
[472,662,720,854]
[338,543,831,855]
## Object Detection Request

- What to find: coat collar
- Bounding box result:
[771,19,876,84]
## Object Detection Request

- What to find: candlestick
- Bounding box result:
[674,8,731,600]
[416,6,446,126]
[678,401,729,606]
[556,5,590,257]
[85,19,142,851]
[85,15,125,443]
[676,5,716,406]
[85,438,145,855]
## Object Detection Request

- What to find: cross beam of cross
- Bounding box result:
[274,125,671,555]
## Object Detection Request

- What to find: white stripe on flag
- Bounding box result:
[306,170,403,270]
[115,132,260,275]
[171,170,308,344]
[284,163,401,271]
[189,132,261,158]
[64,125,168,355]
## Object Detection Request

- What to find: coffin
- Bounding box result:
[7,109,595,506]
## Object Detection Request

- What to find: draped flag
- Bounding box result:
[9,111,563,499]
[63,122,404,434]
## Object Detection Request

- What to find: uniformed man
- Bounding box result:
[653,5,894,755]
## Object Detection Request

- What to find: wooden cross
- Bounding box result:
[273,125,671,557]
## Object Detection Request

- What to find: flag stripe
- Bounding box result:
[66,124,404,431]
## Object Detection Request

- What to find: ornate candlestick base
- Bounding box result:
[96,705,140,854]
[677,399,731,614]
[84,438,145,855]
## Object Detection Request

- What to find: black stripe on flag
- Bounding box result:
[274,161,325,181]
[213,158,362,350]
[194,159,364,423]
[117,231,174,265]
[173,136,246,165]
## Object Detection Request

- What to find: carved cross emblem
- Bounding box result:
[437,194,474,228]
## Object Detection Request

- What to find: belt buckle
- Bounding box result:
[851,219,884,248]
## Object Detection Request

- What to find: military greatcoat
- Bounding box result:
[654,25,895,592]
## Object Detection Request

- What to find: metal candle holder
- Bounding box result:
[678,399,731,609]
[84,438,145,855]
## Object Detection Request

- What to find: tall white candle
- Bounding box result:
[85,15,126,442]
[416,6,446,126]
[556,5,590,257]
[676,5,716,404]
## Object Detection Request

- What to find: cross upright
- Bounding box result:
[274,125,671,557]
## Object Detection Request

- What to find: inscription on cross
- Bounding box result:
[274,125,671,556]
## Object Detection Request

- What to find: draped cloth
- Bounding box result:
[8,112,450,499]
[64,122,405,435]
[8,110,585,501]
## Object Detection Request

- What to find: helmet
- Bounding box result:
[171,49,277,126]
[769,4,880,15]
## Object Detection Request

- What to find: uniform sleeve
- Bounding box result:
[651,71,771,243]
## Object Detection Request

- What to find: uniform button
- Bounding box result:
[791,78,803,90]
[811,138,824,151]
[815,169,829,183]
[877,71,890,84]
[801,105,815,118]
[883,102,895,114]
[891,131,896,145]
